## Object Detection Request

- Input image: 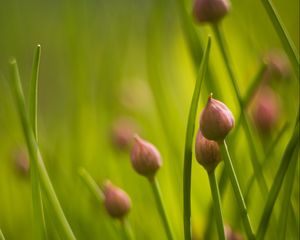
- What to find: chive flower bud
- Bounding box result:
[103,181,131,219]
[193,0,230,24]
[195,131,221,172]
[252,87,280,134]
[200,95,235,141]
[130,135,162,179]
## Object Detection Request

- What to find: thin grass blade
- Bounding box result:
[183,36,211,240]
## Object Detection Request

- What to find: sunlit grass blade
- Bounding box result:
[260,0,300,73]
[183,36,211,240]
[256,121,299,240]
[212,23,268,196]
[0,229,5,240]
[29,44,47,240]
[9,59,76,240]
[221,140,255,240]
[78,167,104,202]
[278,148,298,240]
[208,171,225,240]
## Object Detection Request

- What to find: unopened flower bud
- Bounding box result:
[252,87,280,134]
[195,131,221,172]
[225,225,244,240]
[200,95,235,141]
[12,148,30,177]
[103,181,131,219]
[130,135,162,179]
[193,0,230,24]
[110,117,138,151]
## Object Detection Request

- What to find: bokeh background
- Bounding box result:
[0,0,299,239]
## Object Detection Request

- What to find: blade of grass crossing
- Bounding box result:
[260,0,300,74]
[278,148,298,240]
[212,23,268,196]
[256,121,299,240]
[9,59,76,240]
[29,44,47,239]
[183,36,211,240]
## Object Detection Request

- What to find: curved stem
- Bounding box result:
[260,0,300,74]
[221,140,255,240]
[9,59,76,240]
[150,177,174,240]
[29,44,47,240]
[208,171,225,240]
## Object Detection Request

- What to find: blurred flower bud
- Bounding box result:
[225,225,244,240]
[103,181,131,219]
[195,131,221,172]
[193,0,230,24]
[12,148,30,177]
[252,87,280,134]
[110,117,138,151]
[130,135,162,179]
[200,95,235,141]
[263,51,291,81]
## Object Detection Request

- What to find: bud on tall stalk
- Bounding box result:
[200,95,235,141]
[103,181,131,219]
[195,131,222,172]
[130,135,162,179]
[193,0,231,24]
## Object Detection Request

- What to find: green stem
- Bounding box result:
[260,0,300,74]
[0,229,5,240]
[121,219,134,240]
[150,177,174,240]
[212,23,268,196]
[221,140,255,240]
[78,167,104,202]
[183,37,211,240]
[29,44,47,240]
[9,59,76,240]
[278,148,298,240]
[256,122,299,240]
[207,171,225,240]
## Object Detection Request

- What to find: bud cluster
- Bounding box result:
[195,95,234,172]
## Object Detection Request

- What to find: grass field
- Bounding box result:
[0,0,299,239]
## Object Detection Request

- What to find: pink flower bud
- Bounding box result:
[130,135,162,179]
[12,148,30,177]
[193,0,230,24]
[252,87,280,134]
[225,225,244,240]
[200,95,235,141]
[103,181,131,219]
[195,131,221,172]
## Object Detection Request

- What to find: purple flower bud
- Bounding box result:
[200,95,235,141]
[103,181,131,219]
[195,131,221,172]
[130,135,162,179]
[193,0,230,24]
[252,87,280,134]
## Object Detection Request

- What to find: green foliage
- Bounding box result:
[0,0,299,239]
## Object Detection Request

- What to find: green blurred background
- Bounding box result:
[0,0,299,239]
